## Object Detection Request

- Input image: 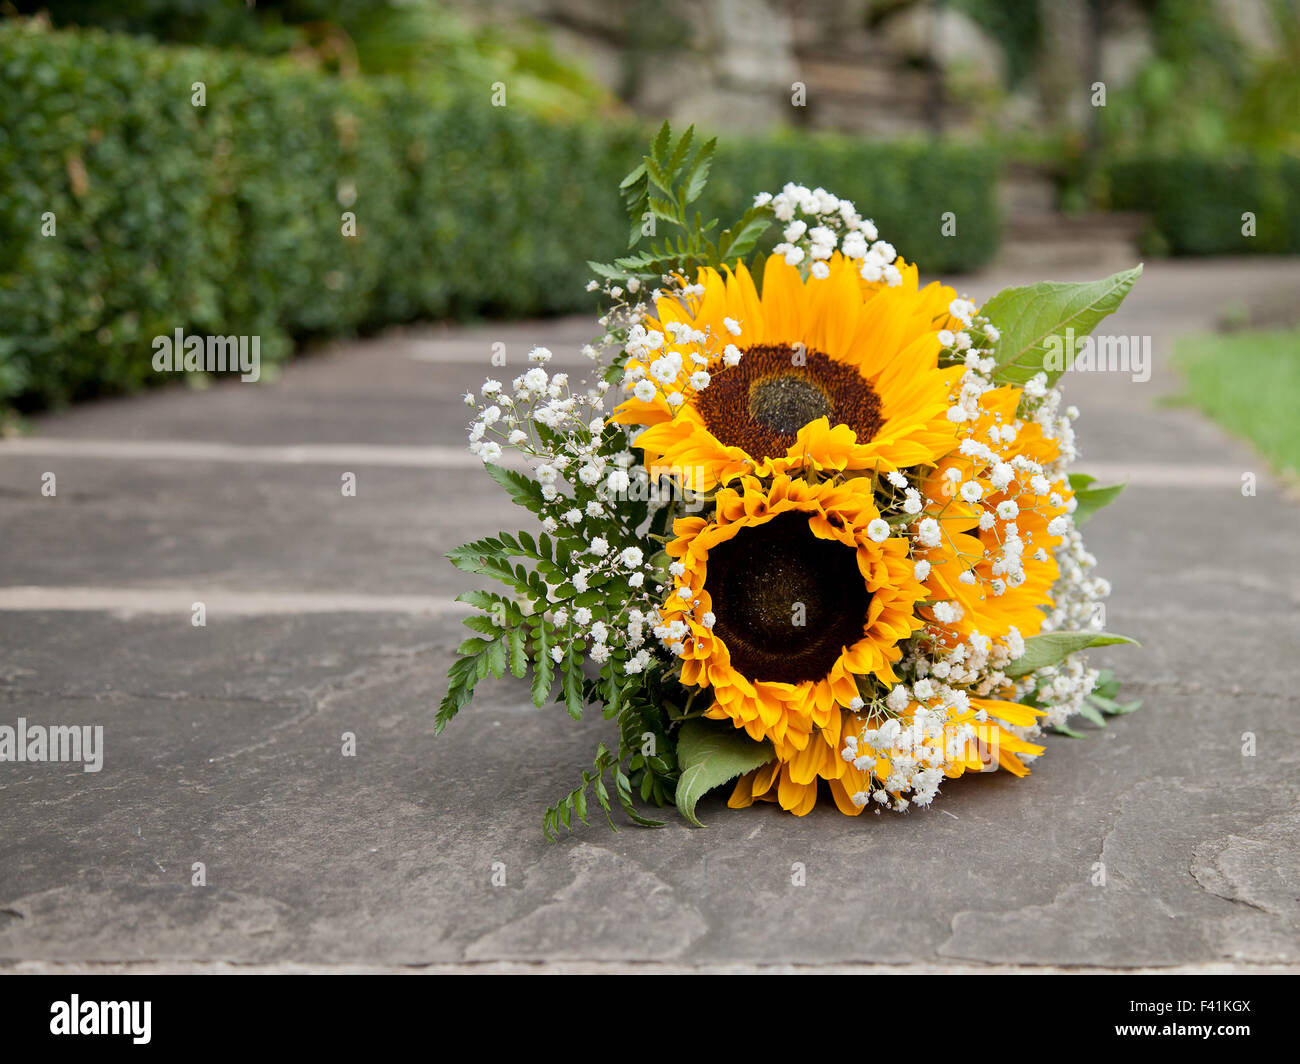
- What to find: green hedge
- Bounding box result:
[0,20,1000,412]
[1106,154,1300,256]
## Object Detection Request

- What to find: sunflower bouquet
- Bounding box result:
[443,124,1141,837]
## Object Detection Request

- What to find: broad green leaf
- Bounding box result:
[983,265,1142,386]
[1004,631,1139,679]
[1069,472,1126,523]
[674,719,774,828]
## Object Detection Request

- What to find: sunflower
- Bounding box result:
[613,254,964,491]
[660,474,927,760]
[914,385,1074,645]
[728,696,1046,817]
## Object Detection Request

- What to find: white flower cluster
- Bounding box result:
[618,310,728,413]
[462,277,694,684]
[756,183,903,285]
[839,626,1030,810]
[1034,522,1109,727]
[839,301,1115,808]
[465,346,611,467]
[843,706,961,812]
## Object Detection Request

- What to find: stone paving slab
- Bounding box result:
[0,605,1294,967]
[2,258,1298,970]
[0,457,503,596]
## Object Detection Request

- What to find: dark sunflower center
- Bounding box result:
[748,375,831,434]
[706,510,871,683]
[696,343,883,462]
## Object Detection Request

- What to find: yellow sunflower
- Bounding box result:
[915,385,1074,645]
[613,254,964,491]
[660,474,927,760]
[729,696,1046,817]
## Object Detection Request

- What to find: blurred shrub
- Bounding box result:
[11,0,613,118]
[707,132,1000,274]
[0,20,1000,411]
[1100,0,1300,159]
[1106,154,1300,256]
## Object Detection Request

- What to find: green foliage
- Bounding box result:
[542,686,681,842]
[1099,0,1300,159]
[673,719,774,828]
[1093,1,1300,228]
[590,121,774,283]
[1004,632,1139,680]
[983,266,1143,386]
[0,20,1001,413]
[704,130,1001,276]
[442,411,682,839]
[1068,473,1125,524]
[1173,327,1300,479]
[1106,155,1300,256]
[950,0,1041,86]
[13,0,611,115]
[1053,669,1142,737]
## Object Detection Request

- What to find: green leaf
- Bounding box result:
[436,648,491,735]
[618,160,646,190]
[614,768,665,827]
[455,589,499,611]
[1091,668,1120,700]
[1004,631,1139,679]
[683,137,716,204]
[530,620,553,707]
[508,626,527,679]
[485,638,507,679]
[717,203,774,265]
[1089,693,1143,716]
[563,645,584,720]
[673,719,775,828]
[1069,472,1126,523]
[462,614,500,637]
[484,464,543,511]
[983,265,1143,386]
[588,258,627,280]
[456,635,495,656]
[651,120,671,164]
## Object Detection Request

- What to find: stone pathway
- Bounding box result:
[2,258,1298,971]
